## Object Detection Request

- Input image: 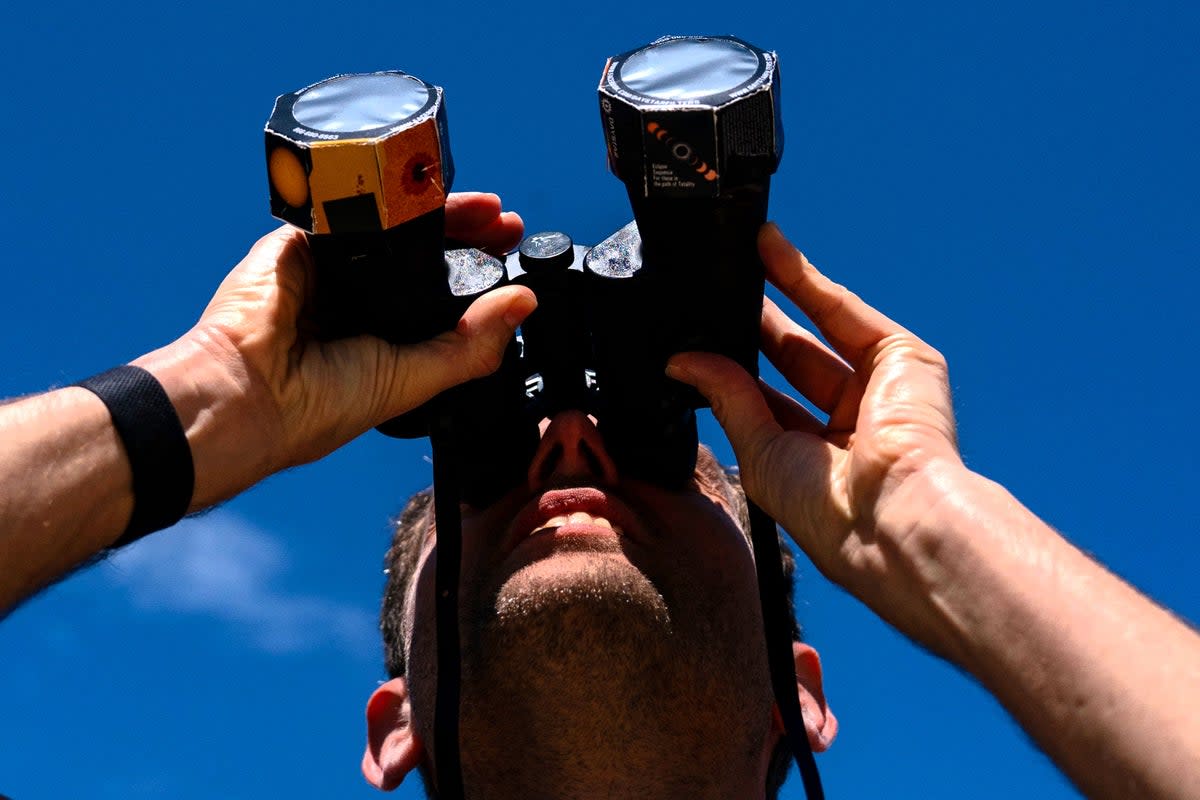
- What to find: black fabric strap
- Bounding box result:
[749,500,825,799]
[76,365,194,547]
[431,414,466,800]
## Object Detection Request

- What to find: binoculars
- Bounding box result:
[264,35,783,506]
[263,36,824,800]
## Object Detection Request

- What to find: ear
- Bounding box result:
[772,642,838,752]
[362,677,426,791]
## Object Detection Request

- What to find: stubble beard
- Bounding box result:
[453,553,772,799]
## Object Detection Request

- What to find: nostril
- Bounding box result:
[528,411,621,488]
[535,443,564,484]
[581,442,605,478]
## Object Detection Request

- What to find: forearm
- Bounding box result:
[0,387,133,610]
[0,332,278,614]
[887,465,1200,799]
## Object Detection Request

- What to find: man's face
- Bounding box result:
[399,412,779,796]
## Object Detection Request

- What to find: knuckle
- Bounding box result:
[743,433,786,508]
[709,381,754,424]
[810,281,850,323]
[912,342,950,378]
[251,226,298,258]
[379,346,406,401]
[874,333,947,375]
[474,345,504,376]
[466,335,505,377]
[925,350,950,382]
[708,392,735,424]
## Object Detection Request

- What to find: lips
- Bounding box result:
[508,487,645,549]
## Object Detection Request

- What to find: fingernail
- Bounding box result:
[503,293,537,328]
[664,358,691,382]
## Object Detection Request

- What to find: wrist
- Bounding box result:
[871,461,1066,672]
[131,327,283,511]
[860,461,1013,666]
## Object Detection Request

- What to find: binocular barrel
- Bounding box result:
[592,35,783,485]
[264,72,536,506]
[597,35,782,371]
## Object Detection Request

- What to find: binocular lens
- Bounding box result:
[616,37,763,101]
[292,73,433,134]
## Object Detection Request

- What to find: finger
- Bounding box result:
[759,223,908,368]
[760,297,854,415]
[463,212,525,256]
[376,285,538,420]
[206,226,312,321]
[445,193,525,254]
[669,352,848,549]
[445,192,504,231]
[758,380,826,437]
[667,351,782,463]
[237,225,312,285]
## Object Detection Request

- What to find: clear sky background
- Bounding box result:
[1,2,1197,798]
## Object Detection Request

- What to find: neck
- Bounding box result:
[460,751,767,800]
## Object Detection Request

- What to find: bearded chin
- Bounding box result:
[442,553,774,799]
[467,553,676,687]
[457,556,711,784]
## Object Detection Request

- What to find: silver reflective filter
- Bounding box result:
[292,73,432,133]
[598,35,781,198]
[616,38,762,102]
[265,71,453,233]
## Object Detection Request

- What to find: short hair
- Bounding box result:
[378,453,801,797]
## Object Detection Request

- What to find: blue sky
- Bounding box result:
[2,2,1197,798]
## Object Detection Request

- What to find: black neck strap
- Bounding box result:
[431,417,466,800]
[749,500,825,799]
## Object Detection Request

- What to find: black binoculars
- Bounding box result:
[263,36,825,800]
[264,35,783,506]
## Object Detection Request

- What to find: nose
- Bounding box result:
[527,411,620,489]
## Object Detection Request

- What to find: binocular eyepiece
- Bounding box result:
[263,35,783,504]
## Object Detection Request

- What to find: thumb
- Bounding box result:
[378,285,537,420]
[667,352,836,530]
[667,351,785,499]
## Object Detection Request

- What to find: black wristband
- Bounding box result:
[76,365,195,547]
